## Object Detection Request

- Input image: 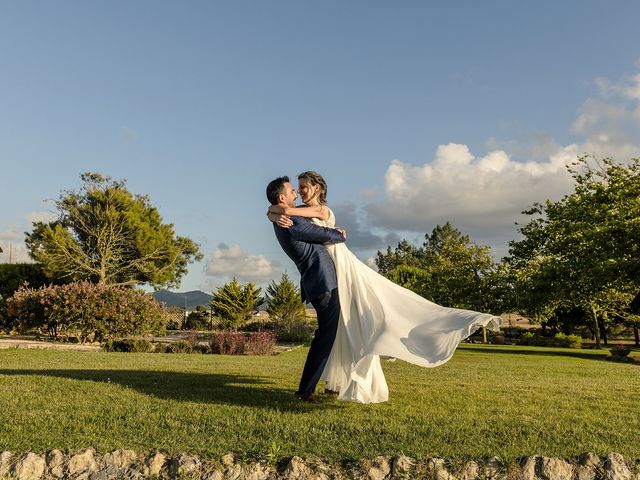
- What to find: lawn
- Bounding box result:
[0,344,638,463]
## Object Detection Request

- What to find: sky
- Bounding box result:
[1,1,640,293]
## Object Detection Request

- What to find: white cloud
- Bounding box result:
[205,243,279,284]
[365,143,577,234]
[595,73,640,101]
[363,69,640,251]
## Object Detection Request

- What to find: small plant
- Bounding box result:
[103,338,154,353]
[165,340,194,354]
[210,331,247,355]
[275,322,315,343]
[245,331,276,355]
[609,344,631,357]
[265,440,282,466]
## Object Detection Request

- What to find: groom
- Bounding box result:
[266,176,346,403]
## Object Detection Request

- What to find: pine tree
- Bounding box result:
[265,273,306,327]
[210,278,262,330]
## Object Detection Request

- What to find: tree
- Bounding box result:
[377,223,500,311]
[210,278,262,330]
[184,304,211,330]
[375,240,425,275]
[25,172,202,288]
[265,273,306,326]
[507,156,640,347]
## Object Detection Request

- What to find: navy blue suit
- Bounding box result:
[273,215,346,394]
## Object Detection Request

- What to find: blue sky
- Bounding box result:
[2,1,640,292]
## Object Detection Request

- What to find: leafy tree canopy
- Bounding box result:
[377,222,500,311]
[25,172,203,288]
[507,156,640,345]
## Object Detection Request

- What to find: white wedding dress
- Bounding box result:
[315,209,502,404]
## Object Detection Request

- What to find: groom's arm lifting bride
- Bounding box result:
[266,176,346,403]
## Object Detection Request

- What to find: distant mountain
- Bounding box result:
[153,290,214,310]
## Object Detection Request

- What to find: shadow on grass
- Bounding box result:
[459,344,635,363]
[0,368,343,411]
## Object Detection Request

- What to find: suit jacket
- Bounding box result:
[273,216,345,302]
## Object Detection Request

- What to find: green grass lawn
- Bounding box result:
[0,344,638,462]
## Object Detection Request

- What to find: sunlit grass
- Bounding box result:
[0,344,638,461]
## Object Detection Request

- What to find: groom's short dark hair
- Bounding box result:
[266,176,289,205]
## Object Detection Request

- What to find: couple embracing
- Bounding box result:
[266,172,501,404]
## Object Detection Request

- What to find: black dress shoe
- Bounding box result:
[324,388,339,396]
[297,392,319,403]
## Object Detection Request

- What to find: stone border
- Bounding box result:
[0,449,638,479]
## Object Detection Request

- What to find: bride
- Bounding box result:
[268,171,501,404]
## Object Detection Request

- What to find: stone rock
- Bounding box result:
[224,462,243,480]
[605,453,632,480]
[283,456,313,479]
[310,461,335,480]
[540,457,573,480]
[202,471,224,480]
[365,456,390,480]
[168,453,201,478]
[574,453,602,480]
[427,458,452,480]
[222,452,236,466]
[242,462,271,480]
[520,456,539,480]
[145,451,167,477]
[89,466,122,480]
[102,449,138,469]
[66,448,99,477]
[0,451,14,478]
[461,460,480,480]
[484,457,503,480]
[13,452,46,480]
[390,455,414,478]
[46,449,65,478]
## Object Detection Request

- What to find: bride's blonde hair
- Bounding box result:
[297,171,328,205]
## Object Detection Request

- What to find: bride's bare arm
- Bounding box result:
[268,204,330,221]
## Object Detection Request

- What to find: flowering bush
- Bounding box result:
[210,331,247,355]
[6,282,167,342]
[245,331,277,355]
[210,331,276,355]
[609,344,631,357]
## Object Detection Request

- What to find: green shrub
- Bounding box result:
[553,333,582,349]
[184,308,210,330]
[519,332,535,345]
[6,282,167,341]
[275,322,314,343]
[0,263,53,299]
[518,331,582,349]
[103,338,154,353]
[165,340,193,353]
[242,320,278,332]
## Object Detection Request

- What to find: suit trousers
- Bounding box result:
[296,288,340,395]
